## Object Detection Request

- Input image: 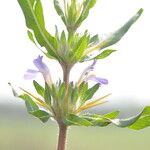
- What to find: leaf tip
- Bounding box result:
[138,8,144,15]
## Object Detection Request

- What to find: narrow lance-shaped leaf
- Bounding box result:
[65,114,93,126]
[21,94,39,113]
[58,83,66,100]
[81,83,100,103]
[67,0,76,23]
[71,86,78,104]
[99,111,120,126]
[129,106,150,130]
[95,49,116,60]
[60,31,67,44]
[53,0,66,24]
[89,34,99,46]
[110,114,142,128]
[20,94,50,123]
[76,0,97,25]
[107,106,150,129]
[81,111,120,127]
[79,82,88,98]
[85,8,143,55]
[17,0,58,58]
[27,30,36,44]
[32,110,51,123]
[71,35,88,61]
[44,83,51,105]
[33,80,44,97]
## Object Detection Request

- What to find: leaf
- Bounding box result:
[19,87,48,108]
[81,83,100,103]
[32,110,51,123]
[81,111,119,127]
[89,34,99,46]
[44,83,51,105]
[71,86,78,104]
[129,106,150,130]
[58,82,66,100]
[67,0,78,26]
[53,0,66,24]
[22,94,39,113]
[76,0,97,25]
[95,49,116,59]
[99,111,120,126]
[65,114,93,126]
[33,80,44,97]
[60,31,66,44]
[89,0,97,8]
[109,107,149,128]
[72,35,88,60]
[110,114,141,128]
[17,0,58,58]
[79,82,88,98]
[92,9,143,51]
[66,106,150,130]
[27,30,36,43]
[20,94,50,123]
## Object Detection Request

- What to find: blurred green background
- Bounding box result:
[1,101,150,150]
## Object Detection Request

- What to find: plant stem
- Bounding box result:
[62,64,72,85]
[56,63,73,150]
[57,123,68,150]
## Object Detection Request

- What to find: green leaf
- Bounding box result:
[58,83,66,100]
[89,34,99,46]
[67,0,77,26]
[71,86,78,104]
[95,49,116,59]
[100,111,120,126]
[44,83,51,105]
[17,0,58,58]
[110,114,141,128]
[33,80,44,97]
[98,9,143,50]
[76,0,97,25]
[79,82,88,98]
[60,31,66,44]
[20,94,50,123]
[65,114,93,126]
[32,110,50,123]
[27,30,36,43]
[72,35,88,60]
[53,0,66,24]
[81,111,120,127]
[104,111,120,119]
[129,106,150,130]
[23,94,39,113]
[81,83,100,103]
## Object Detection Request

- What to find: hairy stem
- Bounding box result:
[62,64,72,85]
[56,63,73,150]
[57,123,68,150]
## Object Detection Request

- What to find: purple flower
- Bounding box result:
[24,55,52,86]
[81,59,97,76]
[78,60,108,85]
[86,76,108,85]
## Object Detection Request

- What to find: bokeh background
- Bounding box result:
[0,0,150,149]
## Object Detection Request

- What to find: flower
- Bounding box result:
[24,55,52,86]
[86,75,108,85]
[78,60,108,85]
